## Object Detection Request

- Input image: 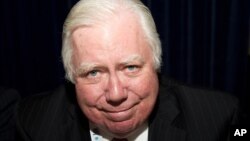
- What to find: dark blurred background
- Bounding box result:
[0,0,249,123]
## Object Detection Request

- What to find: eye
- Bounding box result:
[78,69,103,84]
[126,65,138,71]
[86,70,99,77]
[124,65,141,77]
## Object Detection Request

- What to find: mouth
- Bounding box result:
[103,105,136,122]
[103,106,132,113]
[102,100,140,112]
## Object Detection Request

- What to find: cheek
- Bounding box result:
[127,72,158,99]
[75,83,103,106]
[75,83,105,124]
[129,74,158,126]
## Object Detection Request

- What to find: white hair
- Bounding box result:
[62,0,162,83]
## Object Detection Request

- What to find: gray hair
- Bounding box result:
[62,0,162,83]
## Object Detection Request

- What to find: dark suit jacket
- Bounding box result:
[0,87,20,141]
[16,78,239,141]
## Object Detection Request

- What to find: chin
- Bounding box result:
[105,117,143,137]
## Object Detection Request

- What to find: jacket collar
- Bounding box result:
[65,82,91,141]
[148,81,186,141]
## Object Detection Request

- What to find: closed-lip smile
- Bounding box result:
[102,105,137,121]
[104,107,133,113]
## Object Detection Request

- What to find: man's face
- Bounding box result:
[72,13,159,137]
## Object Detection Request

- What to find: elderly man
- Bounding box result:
[16,0,239,141]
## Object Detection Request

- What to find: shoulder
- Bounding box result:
[17,85,67,118]
[177,83,239,114]
[159,76,239,112]
[16,83,91,140]
[0,87,20,108]
[0,87,20,141]
[158,75,239,125]
[158,76,240,140]
[16,84,75,136]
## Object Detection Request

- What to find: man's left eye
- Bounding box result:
[126,65,138,71]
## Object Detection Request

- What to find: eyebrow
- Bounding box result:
[75,55,145,75]
[76,63,100,76]
[120,55,145,65]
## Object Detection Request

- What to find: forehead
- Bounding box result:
[72,11,147,47]
[71,11,152,66]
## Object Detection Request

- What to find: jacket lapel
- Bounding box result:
[148,83,186,141]
[148,114,186,141]
[64,83,91,141]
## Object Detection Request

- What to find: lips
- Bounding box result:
[106,107,135,122]
[99,103,138,122]
[100,100,139,112]
[103,106,133,113]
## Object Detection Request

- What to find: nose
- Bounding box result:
[105,73,127,104]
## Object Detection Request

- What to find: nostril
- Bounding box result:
[107,97,127,106]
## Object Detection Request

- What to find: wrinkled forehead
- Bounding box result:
[71,12,148,51]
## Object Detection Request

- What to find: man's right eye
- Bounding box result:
[86,70,99,77]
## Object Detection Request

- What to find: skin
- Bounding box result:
[71,11,159,137]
